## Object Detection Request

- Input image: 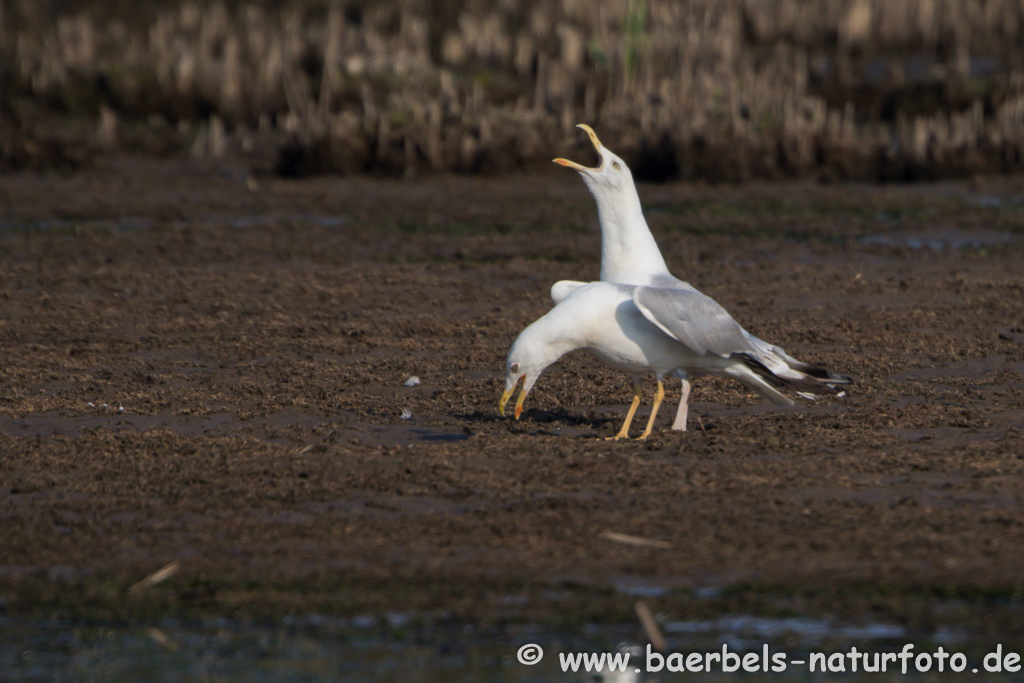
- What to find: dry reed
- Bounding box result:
[2,0,1024,179]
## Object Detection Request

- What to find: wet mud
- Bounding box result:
[2,159,1024,643]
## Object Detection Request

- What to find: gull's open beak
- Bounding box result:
[553,123,603,172]
[499,375,527,419]
[577,123,603,149]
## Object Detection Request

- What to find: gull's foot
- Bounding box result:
[605,434,630,441]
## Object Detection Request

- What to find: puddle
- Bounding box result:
[0,615,991,682]
[0,214,349,233]
[0,218,157,232]
[858,230,1014,250]
[411,428,471,443]
[973,195,1024,208]
[0,410,475,447]
[0,618,634,682]
[612,576,678,599]
[218,214,350,230]
[0,410,326,440]
[662,615,907,642]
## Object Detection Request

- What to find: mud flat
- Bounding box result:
[2,159,1024,663]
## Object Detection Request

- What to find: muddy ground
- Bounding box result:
[2,159,1024,647]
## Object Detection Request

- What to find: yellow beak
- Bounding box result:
[514,389,526,419]
[553,123,603,172]
[499,375,527,419]
[498,389,512,416]
[578,123,603,146]
[553,158,590,172]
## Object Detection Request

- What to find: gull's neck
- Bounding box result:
[532,311,584,359]
[590,184,669,284]
[516,308,587,378]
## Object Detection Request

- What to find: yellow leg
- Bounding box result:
[638,379,665,440]
[606,379,641,440]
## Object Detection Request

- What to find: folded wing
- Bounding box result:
[633,285,853,398]
[632,285,754,357]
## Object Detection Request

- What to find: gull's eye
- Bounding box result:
[613,161,621,170]
[510,362,519,373]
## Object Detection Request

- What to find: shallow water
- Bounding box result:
[3,616,1014,682]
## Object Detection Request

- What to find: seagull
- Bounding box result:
[500,282,849,440]
[554,125,677,288]
[549,124,850,431]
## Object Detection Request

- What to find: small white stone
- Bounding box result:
[404,376,421,387]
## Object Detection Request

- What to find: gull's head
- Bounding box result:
[554,124,636,198]
[498,334,549,420]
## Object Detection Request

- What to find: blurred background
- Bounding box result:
[3,0,1024,181]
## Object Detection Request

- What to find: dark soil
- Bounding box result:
[2,159,1024,645]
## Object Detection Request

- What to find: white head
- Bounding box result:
[553,124,667,281]
[498,318,567,420]
[554,124,638,207]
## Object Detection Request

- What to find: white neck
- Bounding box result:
[515,309,586,387]
[531,311,583,361]
[590,185,669,283]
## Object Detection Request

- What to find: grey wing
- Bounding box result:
[632,286,756,357]
[645,273,699,292]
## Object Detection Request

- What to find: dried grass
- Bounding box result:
[2,0,1024,179]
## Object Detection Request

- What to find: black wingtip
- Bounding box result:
[733,353,853,396]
